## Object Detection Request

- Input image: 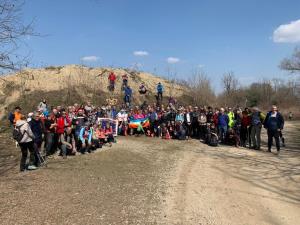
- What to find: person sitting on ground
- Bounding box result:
[78,122,93,154]
[16,115,37,171]
[104,122,114,147]
[174,120,187,140]
[95,124,106,147]
[139,82,147,95]
[225,128,239,147]
[205,123,218,147]
[59,127,75,158]
[161,123,171,140]
[117,109,128,136]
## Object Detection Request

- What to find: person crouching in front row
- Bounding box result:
[78,123,93,154]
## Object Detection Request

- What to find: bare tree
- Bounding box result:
[222,71,238,95]
[280,47,300,73]
[188,69,215,106]
[0,0,35,73]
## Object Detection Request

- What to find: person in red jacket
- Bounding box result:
[108,72,117,92]
[240,110,251,147]
[56,110,71,135]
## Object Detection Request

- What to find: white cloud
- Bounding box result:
[273,19,300,43]
[197,64,205,68]
[167,57,180,64]
[81,56,99,62]
[133,51,149,56]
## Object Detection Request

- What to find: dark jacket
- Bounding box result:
[264,111,284,131]
[29,119,43,142]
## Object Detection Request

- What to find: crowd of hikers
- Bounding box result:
[8,73,286,172]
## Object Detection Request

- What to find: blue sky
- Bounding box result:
[21,0,300,91]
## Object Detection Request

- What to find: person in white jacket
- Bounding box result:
[15,115,37,171]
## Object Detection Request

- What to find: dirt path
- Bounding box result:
[0,122,299,225]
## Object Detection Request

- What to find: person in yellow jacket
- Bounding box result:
[227,107,235,128]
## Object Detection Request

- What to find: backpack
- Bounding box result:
[13,124,25,143]
[8,112,15,124]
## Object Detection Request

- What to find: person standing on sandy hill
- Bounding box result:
[38,99,47,113]
[122,73,128,89]
[108,72,117,92]
[264,105,284,154]
[157,82,164,102]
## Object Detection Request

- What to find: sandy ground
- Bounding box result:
[0,122,299,225]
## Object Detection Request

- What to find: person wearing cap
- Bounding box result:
[250,107,265,150]
[264,105,284,154]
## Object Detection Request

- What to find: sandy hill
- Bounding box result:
[0,65,189,117]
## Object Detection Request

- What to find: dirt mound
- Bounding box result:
[0,65,189,117]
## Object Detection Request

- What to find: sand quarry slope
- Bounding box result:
[0,65,187,116]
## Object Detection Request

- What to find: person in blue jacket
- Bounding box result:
[218,108,229,143]
[157,82,164,101]
[124,85,132,106]
[264,105,284,154]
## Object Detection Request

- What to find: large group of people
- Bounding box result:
[8,73,286,172]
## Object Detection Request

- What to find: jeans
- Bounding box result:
[267,129,280,151]
[46,133,54,155]
[250,124,261,148]
[19,141,35,171]
[218,125,227,142]
[157,92,163,101]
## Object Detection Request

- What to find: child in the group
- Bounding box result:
[104,122,114,147]
[78,123,93,153]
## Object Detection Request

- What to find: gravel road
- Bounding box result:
[0,122,299,225]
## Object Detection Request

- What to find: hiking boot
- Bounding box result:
[267,149,271,152]
[27,165,37,170]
